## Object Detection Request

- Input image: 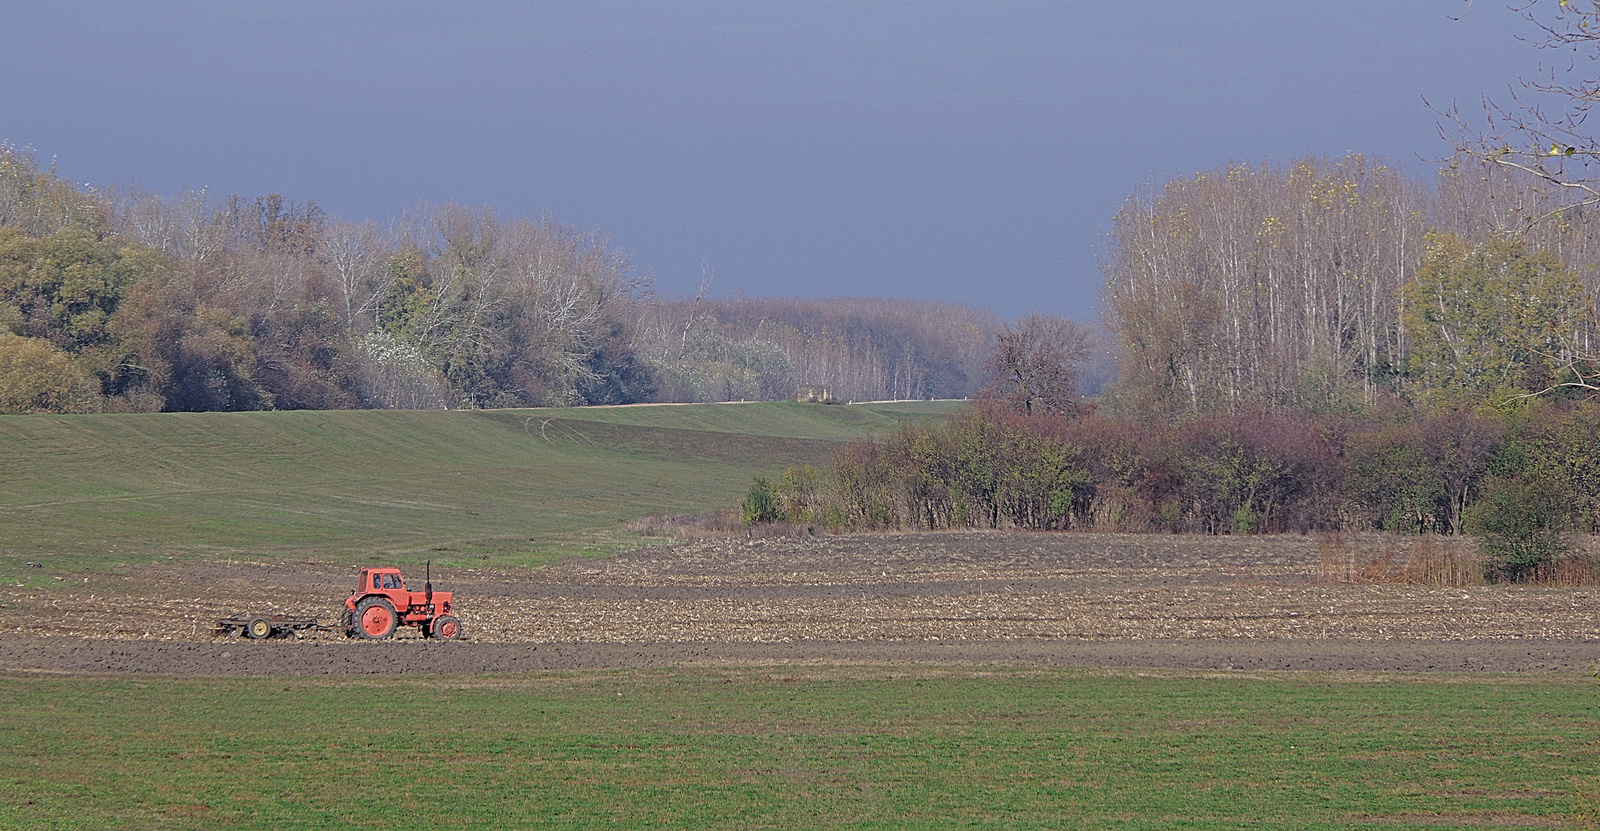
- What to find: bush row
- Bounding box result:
[744,401,1600,581]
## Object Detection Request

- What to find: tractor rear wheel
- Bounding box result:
[245,617,272,639]
[354,598,397,639]
[429,615,460,640]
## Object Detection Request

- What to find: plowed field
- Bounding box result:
[3,532,1596,675]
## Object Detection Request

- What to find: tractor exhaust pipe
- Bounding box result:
[425,560,433,603]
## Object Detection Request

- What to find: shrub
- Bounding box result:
[831,439,897,530]
[776,465,824,525]
[741,477,780,525]
[1493,401,1600,533]
[1172,412,1340,534]
[1345,423,1446,534]
[1465,474,1572,583]
[1418,407,1504,535]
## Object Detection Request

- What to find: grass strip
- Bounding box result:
[1,667,1595,829]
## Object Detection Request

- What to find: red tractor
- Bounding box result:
[342,563,460,640]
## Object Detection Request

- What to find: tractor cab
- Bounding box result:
[368,568,406,592]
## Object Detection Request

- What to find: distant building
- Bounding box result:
[795,385,835,404]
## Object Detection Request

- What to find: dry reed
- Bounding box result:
[1318,533,1487,586]
[1319,532,1600,587]
[626,510,816,541]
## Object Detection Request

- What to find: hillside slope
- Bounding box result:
[0,402,956,581]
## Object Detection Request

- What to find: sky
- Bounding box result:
[0,2,1547,321]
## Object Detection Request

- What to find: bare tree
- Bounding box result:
[0,144,107,236]
[1435,0,1600,392]
[628,295,999,403]
[1103,156,1426,416]
[322,218,385,329]
[501,212,641,403]
[1436,1,1600,215]
[110,185,225,264]
[981,313,1092,416]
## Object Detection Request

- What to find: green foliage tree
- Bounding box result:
[0,224,173,410]
[0,333,100,413]
[1402,235,1587,404]
[0,226,143,347]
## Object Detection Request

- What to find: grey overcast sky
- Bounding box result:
[0,2,1540,320]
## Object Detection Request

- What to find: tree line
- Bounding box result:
[1103,156,1598,418]
[0,144,1002,414]
[633,294,1003,404]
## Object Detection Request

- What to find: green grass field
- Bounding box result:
[0,401,959,585]
[2,667,1595,830]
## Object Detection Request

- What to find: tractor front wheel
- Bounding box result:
[245,617,272,639]
[354,598,397,640]
[429,615,460,640]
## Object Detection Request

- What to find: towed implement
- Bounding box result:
[216,614,325,639]
[341,562,460,640]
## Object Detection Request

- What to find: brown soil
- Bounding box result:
[2,532,1596,675]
